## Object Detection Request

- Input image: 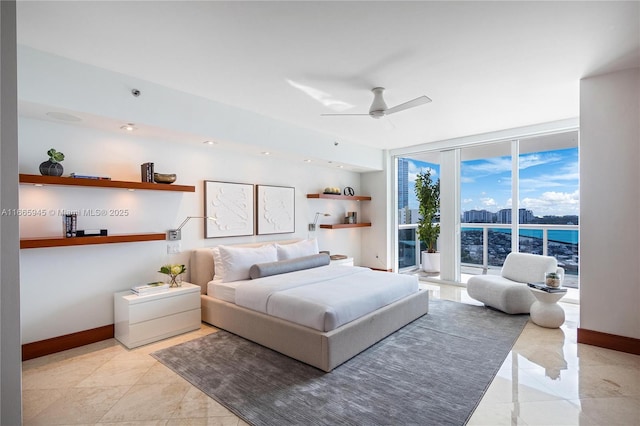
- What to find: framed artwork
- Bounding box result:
[204,181,254,238]
[256,185,295,235]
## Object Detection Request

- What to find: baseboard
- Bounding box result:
[369,267,393,272]
[22,324,114,361]
[577,327,640,355]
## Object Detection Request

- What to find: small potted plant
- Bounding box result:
[545,272,561,287]
[415,169,440,273]
[39,148,65,177]
[159,264,186,287]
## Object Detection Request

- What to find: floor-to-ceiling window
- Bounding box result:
[397,154,440,270]
[396,129,579,290]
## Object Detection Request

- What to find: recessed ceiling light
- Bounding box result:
[261,151,271,156]
[120,123,137,131]
[304,159,312,163]
[46,111,82,122]
[337,165,344,168]
[203,140,217,145]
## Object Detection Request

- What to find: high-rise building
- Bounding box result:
[398,158,409,210]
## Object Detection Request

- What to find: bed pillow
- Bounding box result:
[211,247,225,282]
[249,253,330,279]
[276,239,319,260]
[218,244,278,282]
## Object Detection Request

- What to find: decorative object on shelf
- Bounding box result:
[309,212,330,231]
[323,187,341,195]
[167,216,215,241]
[39,148,65,177]
[63,213,77,237]
[343,187,355,196]
[154,173,177,184]
[69,173,111,180]
[141,162,154,182]
[345,212,357,224]
[76,229,108,237]
[257,185,295,235]
[159,264,186,287]
[545,272,561,287]
[205,181,254,238]
[415,169,441,272]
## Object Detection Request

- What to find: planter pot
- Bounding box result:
[421,251,441,273]
[39,161,64,177]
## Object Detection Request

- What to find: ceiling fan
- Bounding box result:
[321,87,432,119]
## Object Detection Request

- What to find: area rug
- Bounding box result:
[152,299,528,426]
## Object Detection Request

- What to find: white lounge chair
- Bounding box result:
[467,252,563,314]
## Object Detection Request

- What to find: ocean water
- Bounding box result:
[462,228,579,245]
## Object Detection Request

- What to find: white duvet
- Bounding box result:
[232,266,419,332]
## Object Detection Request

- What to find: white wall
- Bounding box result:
[360,153,393,270]
[18,117,365,343]
[580,67,640,339]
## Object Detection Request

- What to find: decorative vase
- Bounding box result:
[168,274,183,287]
[39,161,64,177]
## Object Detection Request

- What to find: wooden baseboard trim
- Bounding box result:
[369,267,393,272]
[577,327,640,355]
[22,324,114,361]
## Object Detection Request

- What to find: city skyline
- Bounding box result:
[401,147,579,218]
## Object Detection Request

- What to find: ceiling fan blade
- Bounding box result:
[320,113,370,116]
[384,95,432,115]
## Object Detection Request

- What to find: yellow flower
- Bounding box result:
[171,265,183,275]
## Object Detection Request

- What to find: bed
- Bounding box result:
[190,240,429,372]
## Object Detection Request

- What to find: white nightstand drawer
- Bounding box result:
[114,282,202,349]
[126,309,201,348]
[129,291,199,324]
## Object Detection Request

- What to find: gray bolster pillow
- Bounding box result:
[249,253,330,279]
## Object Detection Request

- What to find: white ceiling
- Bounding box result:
[15,1,640,151]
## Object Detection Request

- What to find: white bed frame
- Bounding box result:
[190,241,429,372]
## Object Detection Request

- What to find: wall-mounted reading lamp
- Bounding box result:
[308,212,330,232]
[167,216,215,241]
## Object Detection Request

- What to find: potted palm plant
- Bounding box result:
[415,169,440,272]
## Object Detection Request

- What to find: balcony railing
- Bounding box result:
[398,222,579,287]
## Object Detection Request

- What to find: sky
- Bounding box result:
[405,147,579,217]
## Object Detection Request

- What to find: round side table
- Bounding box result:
[529,288,567,328]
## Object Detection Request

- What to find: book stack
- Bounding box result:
[131,282,170,296]
[140,162,154,183]
[527,282,567,293]
[63,213,77,238]
[70,173,111,180]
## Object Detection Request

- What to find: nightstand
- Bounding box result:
[114,282,201,348]
[330,256,354,266]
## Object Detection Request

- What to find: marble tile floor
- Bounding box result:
[22,283,639,425]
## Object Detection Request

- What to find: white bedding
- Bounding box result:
[223,265,419,332]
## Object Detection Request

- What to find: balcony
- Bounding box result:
[399,223,579,291]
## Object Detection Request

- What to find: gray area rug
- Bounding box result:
[152,299,528,426]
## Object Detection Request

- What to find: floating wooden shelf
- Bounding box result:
[306,193,371,201]
[319,223,372,229]
[19,174,195,192]
[20,233,166,249]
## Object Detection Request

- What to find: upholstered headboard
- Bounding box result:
[189,239,302,293]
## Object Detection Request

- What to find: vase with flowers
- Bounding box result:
[159,264,186,287]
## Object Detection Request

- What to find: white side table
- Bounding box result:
[529,287,567,328]
[330,256,354,266]
[114,282,201,348]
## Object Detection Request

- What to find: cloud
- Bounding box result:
[520,190,580,216]
[481,197,497,207]
[462,198,473,204]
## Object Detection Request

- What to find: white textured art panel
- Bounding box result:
[205,181,254,238]
[257,185,295,235]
